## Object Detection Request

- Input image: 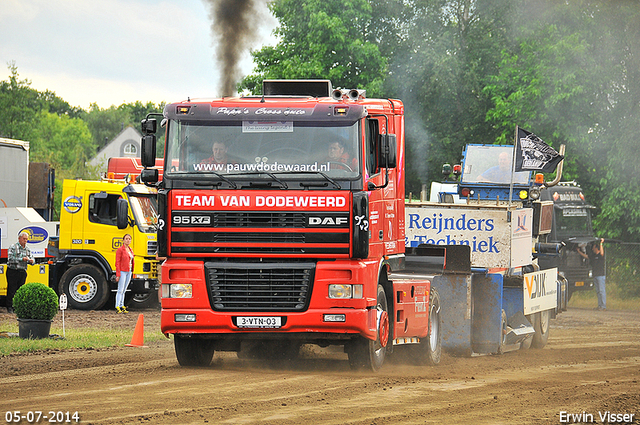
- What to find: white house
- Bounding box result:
[88,126,142,169]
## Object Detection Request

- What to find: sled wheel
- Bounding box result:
[531,310,550,349]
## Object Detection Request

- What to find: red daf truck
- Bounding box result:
[139,80,440,371]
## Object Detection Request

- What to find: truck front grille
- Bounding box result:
[170,210,350,257]
[562,266,591,284]
[147,240,158,256]
[205,262,315,312]
[213,212,306,228]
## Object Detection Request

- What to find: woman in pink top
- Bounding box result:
[115,234,134,313]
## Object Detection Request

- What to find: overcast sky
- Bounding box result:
[0,0,277,109]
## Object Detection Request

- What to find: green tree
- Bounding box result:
[376,0,515,194]
[29,110,95,172]
[239,0,387,97]
[0,62,81,140]
[0,62,42,140]
[484,0,640,241]
[82,101,165,154]
[82,103,131,149]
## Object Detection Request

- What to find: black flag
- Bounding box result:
[515,127,564,173]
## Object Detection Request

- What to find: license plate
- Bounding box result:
[575,281,584,287]
[236,316,282,329]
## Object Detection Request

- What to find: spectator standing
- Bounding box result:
[6,232,35,313]
[115,234,134,313]
[579,238,606,310]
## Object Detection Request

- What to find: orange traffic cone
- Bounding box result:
[126,313,148,348]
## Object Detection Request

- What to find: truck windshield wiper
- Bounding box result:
[194,172,237,189]
[263,172,288,189]
[226,172,289,189]
[295,172,341,189]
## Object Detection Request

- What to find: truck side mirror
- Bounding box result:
[141,134,157,168]
[116,198,129,230]
[140,168,158,184]
[377,134,397,169]
[141,118,157,134]
[140,118,158,168]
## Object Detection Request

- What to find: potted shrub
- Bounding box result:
[13,282,59,339]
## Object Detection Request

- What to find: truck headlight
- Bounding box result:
[328,284,363,299]
[163,283,192,298]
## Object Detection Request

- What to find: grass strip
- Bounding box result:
[0,322,168,356]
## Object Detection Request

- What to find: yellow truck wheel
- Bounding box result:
[126,290,159,309]
[59,264,110,310]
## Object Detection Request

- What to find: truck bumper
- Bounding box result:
[161,307,375,342]
[159,258,383,342]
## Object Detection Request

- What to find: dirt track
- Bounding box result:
[1,307,638,425]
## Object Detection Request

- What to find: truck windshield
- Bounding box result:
[461,145,530,185]
[129,195,158,233]
[555,207,593,237]
[165,120,360,179]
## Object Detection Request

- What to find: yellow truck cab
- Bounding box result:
[52,178,159,310]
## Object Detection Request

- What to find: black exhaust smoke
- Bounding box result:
[204,0,260,96]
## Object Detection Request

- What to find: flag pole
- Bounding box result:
[509,126,518,206]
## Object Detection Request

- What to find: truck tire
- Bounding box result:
[59,264,110,310]
[347,284,389,371]
[411,288,442,365]
[531,310,550,349]
[174,335,215,367]
[126,290,159,309]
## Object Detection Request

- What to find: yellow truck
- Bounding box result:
[2,178,159,310]
[49,178,159,310]
[1,138,158,310]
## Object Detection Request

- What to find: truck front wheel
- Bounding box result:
[59,264,110,310]
[174,335,215,367]
[347,284,389,371]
